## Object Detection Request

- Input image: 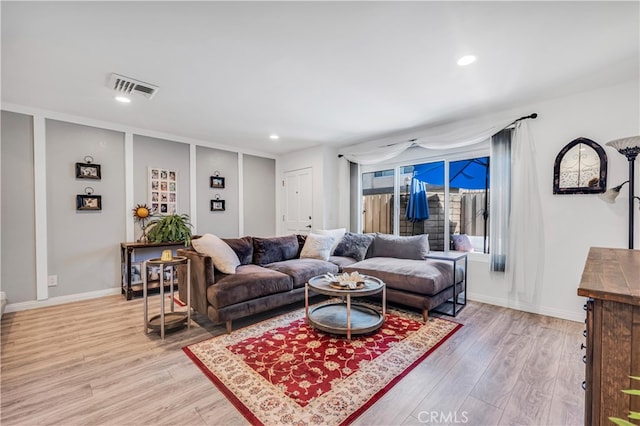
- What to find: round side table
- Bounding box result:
[143,256,191,339]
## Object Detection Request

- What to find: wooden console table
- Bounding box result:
[120,241,185,300]
[577,247,640,426]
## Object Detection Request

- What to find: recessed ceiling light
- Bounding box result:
[457,55,477,66]
[115,96,131,103]
[269,134,280,140]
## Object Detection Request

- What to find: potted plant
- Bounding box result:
[144,213,193,246]
[609,376,640,426]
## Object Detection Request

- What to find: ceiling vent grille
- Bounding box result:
[109,73,159,99]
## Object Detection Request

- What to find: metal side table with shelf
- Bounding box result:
[143,256,191,339]
[426,251,468,317]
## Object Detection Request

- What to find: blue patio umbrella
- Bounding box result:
[413,158,489,190]
[405,177,430,222]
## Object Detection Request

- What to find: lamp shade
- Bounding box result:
[606,136,640,160]
[599,187,622,203]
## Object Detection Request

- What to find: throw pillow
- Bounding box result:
[371,233,430,260]
[296,234,307,257]
[252,234,299,265]
[451,234,474,252]
[316,228,346,254]
[192,233,240,274]
[300,233,335,261]
[222,236,254,264]
[333,232,375,261]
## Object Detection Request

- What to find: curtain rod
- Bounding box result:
[338,112,538,158]
[510,112,538,125]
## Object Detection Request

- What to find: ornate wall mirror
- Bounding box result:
[553,137,607,194]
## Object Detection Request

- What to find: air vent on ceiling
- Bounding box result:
[109,73,159,99]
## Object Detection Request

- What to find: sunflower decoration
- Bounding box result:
[132,203,153,242]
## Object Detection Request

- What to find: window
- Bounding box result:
[400,161,445,251]
[362,169,395,234]
[359,155,490,254]
[449,157,490,253]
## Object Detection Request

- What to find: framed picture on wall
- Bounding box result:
[210,176,225,188]
[149,167,177,215]
[76,194,102,211]
[210,200,226,211]
[75,162,101,180]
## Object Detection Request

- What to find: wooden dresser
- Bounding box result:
[577,247,640,426]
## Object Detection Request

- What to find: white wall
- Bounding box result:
[462,79,640,322]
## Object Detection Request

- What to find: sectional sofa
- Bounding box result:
[178,231,465,331]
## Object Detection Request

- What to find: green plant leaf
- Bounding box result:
[630,376,640,381]
[622,390,640,396]
[628,412,640,420]
[609,417,637,426]
[144,214,192,246]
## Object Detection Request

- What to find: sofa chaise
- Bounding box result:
[178,231,465,331]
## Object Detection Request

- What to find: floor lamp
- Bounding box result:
[600,136,640,249]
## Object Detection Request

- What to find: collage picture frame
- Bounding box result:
[149,167,177,214]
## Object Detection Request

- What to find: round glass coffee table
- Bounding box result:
[305,274,386,340]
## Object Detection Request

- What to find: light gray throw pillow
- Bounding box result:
[371,233,430,260]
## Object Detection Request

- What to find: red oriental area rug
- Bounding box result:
[184,304,462,425]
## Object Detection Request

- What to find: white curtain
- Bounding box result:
[340,113,515,164]
[489,129,511,271]
[507,121,544,303]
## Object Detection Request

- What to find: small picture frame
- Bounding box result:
[76,194,102,211]
[131,262,143,285]
[146,265,176,282]
[76,162,101,180]
[210,176,225,188]
[210,200,226,211]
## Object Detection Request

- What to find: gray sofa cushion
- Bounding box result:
[329,255,358,271]
[223,236,254,265]
[265,258,339,288]
[344,257,459,295]
[252,234,299,265]
[333,232,375,261]
[209,264,292,308]
[370,233,429,260]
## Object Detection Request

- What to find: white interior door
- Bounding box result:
[283,168,313,234]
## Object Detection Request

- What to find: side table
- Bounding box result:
[143,256,191,339]
[426,251,467,317]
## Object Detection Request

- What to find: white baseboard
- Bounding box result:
[467,292,584,323]
[4,287,121,313]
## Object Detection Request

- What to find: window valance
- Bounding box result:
[339,113,518,165]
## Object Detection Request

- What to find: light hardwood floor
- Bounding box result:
[1,295,585,426]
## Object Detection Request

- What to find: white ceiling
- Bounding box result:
[2,1,639,156]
